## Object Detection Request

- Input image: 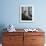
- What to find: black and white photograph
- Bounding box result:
[20,5,34,22]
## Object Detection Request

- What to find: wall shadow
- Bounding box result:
[0,24,7,43]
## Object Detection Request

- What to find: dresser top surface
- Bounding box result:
[3,29,45,33]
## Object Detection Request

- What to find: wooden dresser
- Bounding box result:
[2,29,45,46]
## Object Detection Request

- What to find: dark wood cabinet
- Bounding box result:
[2,30,45,46]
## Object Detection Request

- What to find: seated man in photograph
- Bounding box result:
[22,10,32,20]
[22,10,28,20]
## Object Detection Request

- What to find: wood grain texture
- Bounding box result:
[24,32,45,46]
[2,30,45,46]
[2,32,23,46]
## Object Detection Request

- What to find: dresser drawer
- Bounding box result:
[3,43,23,46]
[3,44,15,46]
[3,32,23,36]
[3,35,23,44]
[32,44,44,46]
[3,36,23,46]
[24,32,44,36]
[32,36,45,44]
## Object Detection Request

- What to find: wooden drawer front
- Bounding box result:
[24,36,32,46]
[3,43,23,46]
[24,32,44,36]
[24,36,44,46]
[32,36,45,44]
[3,32,23,36]
[32,44,44,46]
[3,44,15,46]
[3,36,23,44]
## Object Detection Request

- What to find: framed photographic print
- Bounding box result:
[20,5,34,22]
